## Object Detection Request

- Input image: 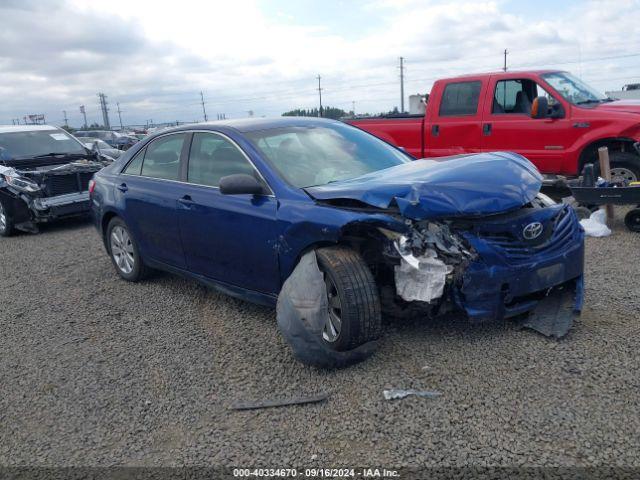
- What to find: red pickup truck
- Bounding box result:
[347,70,640,182]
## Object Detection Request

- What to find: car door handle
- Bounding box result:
[483,123,492,136]
[178,195,194,205]
[117,183,128,193]
[431,124,439,137]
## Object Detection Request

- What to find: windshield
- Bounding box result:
[541,72,609,105]
[246,123,411,188]
[0,129,87,160]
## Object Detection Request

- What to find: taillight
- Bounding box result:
[88,179,96,195]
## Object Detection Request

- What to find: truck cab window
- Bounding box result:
[493,79,557,114]
[439,81,482,116]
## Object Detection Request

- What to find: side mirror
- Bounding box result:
[531,96,549,119]
[219,174,264,195]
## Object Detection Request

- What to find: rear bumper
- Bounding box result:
[30,191,91,221]
[454,235,585,322]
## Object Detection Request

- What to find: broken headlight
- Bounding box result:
[3,174,41,193]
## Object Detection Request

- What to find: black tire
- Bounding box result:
[315,246,382,351]
[0,197,15,237]
[593,152,640,183]
[624,208,640,232]
[106,217,150,281]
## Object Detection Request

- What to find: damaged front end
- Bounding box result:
[0,159,107,232]
[378,200,584,338]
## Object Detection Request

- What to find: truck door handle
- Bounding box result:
[483,123,492,136]
[431,125,439,137]
[117,183,128,193]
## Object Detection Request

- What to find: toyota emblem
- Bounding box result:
[522,222,544,240]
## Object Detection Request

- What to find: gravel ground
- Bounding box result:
[1,214,640,472]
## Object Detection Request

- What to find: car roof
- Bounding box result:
[0,124,61,134]
[160,116,343,135]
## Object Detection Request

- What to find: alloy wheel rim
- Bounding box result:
[0,203,6,232]
[322,274,342,343]
[110,226,135,274]
[610,167,637,183]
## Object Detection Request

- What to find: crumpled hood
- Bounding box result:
[305,152,542,220]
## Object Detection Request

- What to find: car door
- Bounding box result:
[425,78,486,157]
[117,132,190,268]
[177,131,279,295]
[481,75,573,174]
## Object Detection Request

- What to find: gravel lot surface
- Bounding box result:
[1,214,639,471]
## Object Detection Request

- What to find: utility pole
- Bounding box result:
[352,101,356,116]
[399,57,405,113]
[79,105,87,129]
[62,110,68,128]
[503,49,508,72]
[317,75,323,117]
[200,91,208,122]
[116,102,123,131]
[98,93,110,129]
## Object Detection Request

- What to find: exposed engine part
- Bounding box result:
[390,221,476,304]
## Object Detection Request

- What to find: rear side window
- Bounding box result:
[439,81,482,116]
[123,148,144,175]
[140,133,186,181]
[187,132,255,187]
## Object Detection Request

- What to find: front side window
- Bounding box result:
[187,133,255,187]
[245,122,410,188]
[492,79,557,114]
[541,71,608,106]
[439,81,482,116]
[140,133,185,181]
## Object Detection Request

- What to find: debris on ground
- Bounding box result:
[230,392,329,411]
[276,251,378,368]
[383,388,442,400]
[518,279,583,338]
[580,208,612,237]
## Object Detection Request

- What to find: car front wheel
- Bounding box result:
[315,246,382,351]
[0,198,15,237]
[106,217,148,281]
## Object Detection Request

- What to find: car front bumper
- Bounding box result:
[30,191,91,221]
[454,213,585,323]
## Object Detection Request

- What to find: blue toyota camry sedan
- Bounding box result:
[90,117,584,366]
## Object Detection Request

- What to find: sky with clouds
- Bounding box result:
[0,0,639,127]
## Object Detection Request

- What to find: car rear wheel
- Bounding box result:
[106,217,149,281]
[0,199,15,237]
[315,246,382,351]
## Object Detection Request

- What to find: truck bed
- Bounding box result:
[345,116,424,159]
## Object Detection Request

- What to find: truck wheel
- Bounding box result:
[0,198,15,237]
[603,152,640,183]
[624,209,640,232]
[315,246,382,351]
[106,217,150,281]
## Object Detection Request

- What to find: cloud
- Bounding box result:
[0,0,638,126]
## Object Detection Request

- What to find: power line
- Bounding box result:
[200,91,208,122]
[98,93,110,129]
[317,75,323,117]
[399,57,405,112]
[116,102,124,130]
